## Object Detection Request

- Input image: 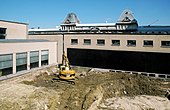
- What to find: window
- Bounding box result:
[143,40,153,47]
[0,28,6,34]
[0,28,6,39]
[41,50,49,66]
[112,40,120,46]
[127,40,136,46]
[30,51,39,69]
[0,54,13,76]
[16,52,27,72]
[161,41,170,47]
[0,36,5,39]
[97,39,105,45]
[84,39,91,45]
[71,39,78,45]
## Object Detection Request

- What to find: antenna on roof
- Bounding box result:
[148,20,159,26]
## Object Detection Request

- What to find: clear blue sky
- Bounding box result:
[1,0,170,28]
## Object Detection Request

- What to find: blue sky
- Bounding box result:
[1,0,170,28]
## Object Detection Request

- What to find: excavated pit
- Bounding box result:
[0,66,170,110]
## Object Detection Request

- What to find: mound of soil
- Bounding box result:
[22,68,170,110]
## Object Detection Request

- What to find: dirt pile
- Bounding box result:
[99,95,170,110]
[0,66,170,110]
[22,67,170,110]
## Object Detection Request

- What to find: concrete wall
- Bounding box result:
[28,34,63,64]
[0,41,57,74]
[64,34,170,53]
[29,33,170,64]
[0,20,28,39]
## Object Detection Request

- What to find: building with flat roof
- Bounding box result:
[0,20,28,39]
[28,9,170,75]
[0,20,57,76]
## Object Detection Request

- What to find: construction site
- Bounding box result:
[1,7,170,110]
[0,65,170,110]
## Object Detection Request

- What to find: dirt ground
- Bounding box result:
[0,66,170,110]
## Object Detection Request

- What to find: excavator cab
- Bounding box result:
[59,51,75,80]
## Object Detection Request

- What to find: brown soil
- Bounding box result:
[0,66,170,110]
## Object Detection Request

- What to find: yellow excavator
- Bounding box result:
[59,51,76,81]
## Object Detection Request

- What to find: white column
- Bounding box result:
[27,51,30,70]
[39,50,41,67]
[56,42,58,63]
[13,53,16,74]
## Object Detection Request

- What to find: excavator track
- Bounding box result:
[52,77,75,85]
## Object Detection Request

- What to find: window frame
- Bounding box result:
[161,41,170,48]
[127,40,136,47]
[111,40,120,46]
[83,39,91,45]
[97,39,105,46]
[143,40,153,47]
[41,50,49,66]
[71,39,78,45]
[16,52,27,66]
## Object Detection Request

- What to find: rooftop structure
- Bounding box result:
[62,13,80,24]
[29,9,170,35]
[118,9,137,23]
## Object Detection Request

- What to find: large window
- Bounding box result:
[112,40,120,46]
[41,50,49,66]
[97,39,105,45]
[30,51,39,69]
[84,39,91,45]
[143,40,153,47]
[161,41,170,47]
[71,39,78,45]
[16,52,27,72]
[0,54,13,76]
[127,40,136,46]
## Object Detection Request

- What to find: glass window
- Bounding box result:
[0,28,6,39]
[30,51,39,69]
[112,40,120,46]
[97,39,105,45]
[0,54,13,76]
[16,53,27,66]
[127,40,136,46]
[0,54,13,70]
[41,50,49,66]
[71,39,78,45]
[143,40,153,47]
[0,28,6,34]
[0,36,5,39]
[161,41,170,47]
[16,52,27,72]
[84,39,91,45]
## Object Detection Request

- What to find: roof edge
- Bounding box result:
[0,20,28,25]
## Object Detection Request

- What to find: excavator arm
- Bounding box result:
[62,51,70,68]
[59,51,75,80]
